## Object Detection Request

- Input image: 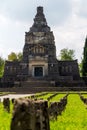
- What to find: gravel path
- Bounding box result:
[0,94,34,102]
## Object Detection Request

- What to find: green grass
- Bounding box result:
[0,102,13,130]
[0,93,87,130]
[49,93,66,102]
[50,94,87,130]
[37,92,54,100]
[81,94,87,98]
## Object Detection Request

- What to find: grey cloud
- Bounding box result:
[0,0,72,25]
[0,0,36,21]
[44,0,72,25]
[78,0,87,18]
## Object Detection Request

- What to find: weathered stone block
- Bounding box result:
[11,99,50,130]
[3,98,10,112]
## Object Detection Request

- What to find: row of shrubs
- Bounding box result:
[1,92,50,113]
[47,92,58,101]
[79,94,87,105]
[30,92,48,99]
[1,93,68,113]
[48,93,69,120]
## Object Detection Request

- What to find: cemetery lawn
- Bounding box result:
[50,94,87,130]
[0,93,87,130]
[0,102,13,130]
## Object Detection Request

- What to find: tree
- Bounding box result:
[79,61,82,76]
[82,37,87,76]
[17,52,23,61]
[0,56,5,77]
[59,48,75,60]
[8,52,23,61]
[8,52,17,61]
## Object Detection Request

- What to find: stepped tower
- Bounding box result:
[22,6,59,78]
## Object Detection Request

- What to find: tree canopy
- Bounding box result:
[0,56,5,78]
[59,48,75,60]
[17,52,23,61]
[82,37,87,76]
[0,52,23,77]
[8,52,23,61]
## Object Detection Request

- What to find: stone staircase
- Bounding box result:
[0,77,87,93]
[19,78,55,87]
[21,81,51,87]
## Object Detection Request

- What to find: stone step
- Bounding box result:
[0,86,87,93]
[14,78,86,88]
[20,80,55,87]
[26,77,50,81]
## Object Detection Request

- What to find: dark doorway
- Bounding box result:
[34,67,43,77]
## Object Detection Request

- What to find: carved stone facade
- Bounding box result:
[2,6,80,85]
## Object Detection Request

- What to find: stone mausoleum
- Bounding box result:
[2,6,81,87]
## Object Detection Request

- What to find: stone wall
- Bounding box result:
[58,60,80,79]
[82,77,87,85]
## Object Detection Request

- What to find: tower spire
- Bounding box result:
[30,6,50,32]
[34,6,47,25]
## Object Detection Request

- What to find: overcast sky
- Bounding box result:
[0,0,87,62]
